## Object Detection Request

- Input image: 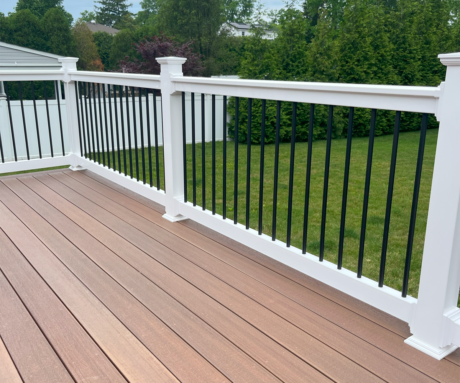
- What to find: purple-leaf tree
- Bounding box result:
[117,34,205,76]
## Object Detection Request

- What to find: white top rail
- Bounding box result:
[70,71,161,89]
[172,76,442,115]
[0,70,63,81]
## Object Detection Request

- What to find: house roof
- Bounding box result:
[0,41,65,71]
[227,22,274,33]
[85,22,119,35]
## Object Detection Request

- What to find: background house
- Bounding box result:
[225,22,275,40]
[85,20,119,35]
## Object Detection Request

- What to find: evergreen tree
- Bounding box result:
[80,10,98,22]
[93,31,114,69]
[72,20,104,71]
[95,0,133,27]
[41,8,77,56]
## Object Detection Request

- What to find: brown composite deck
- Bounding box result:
[0,169,459,383]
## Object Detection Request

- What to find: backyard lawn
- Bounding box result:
[95,128,438,300]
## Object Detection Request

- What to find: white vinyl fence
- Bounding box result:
[0,93,228,162]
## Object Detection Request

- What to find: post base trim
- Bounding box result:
[404,335,458,360]
[162,213,188,222]
[69,165,85,172]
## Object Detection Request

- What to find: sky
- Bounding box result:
[0,0,286,21]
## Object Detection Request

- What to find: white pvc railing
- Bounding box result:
[0,55,459,360]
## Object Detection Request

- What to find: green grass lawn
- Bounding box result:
[95,128,438,300]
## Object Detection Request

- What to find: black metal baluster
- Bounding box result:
[402,113,428,297]
[338,107,355,269]
[234,97,239,224]
[146,89,153,187]
[246,98,252,229]
[258,100,266,235]
[125,86,133,178]
[182,92,187,201]
[4,83,17,161]
[108,85,116,170]
[287,102,297,246]
[223,95,227,219]
[102,84,111,169]
[201,93,206,210]
[83,83,91,160]
[75,82,85,158]
[43,81,54,158]
[0,127,3,163]
[192,92,196,206]
[138,88,146,183]
[115,86,122,173]
[97,84,106,166]
[272,100,281,240]
[320,105,334,261]
[131,87,139,181]
[31,82,42,159]
[212,95,216,214]
[89,84,98,163]
[153,89,161,190]
[119,86,127,174]
[55,81,65,156]
[379,112,401,286]
[358,109,377,277]
[18,82,30,160]
[302,104,315,254]
[79,83,88,158]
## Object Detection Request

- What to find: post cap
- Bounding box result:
[156,57,187,65]
[58,57,79,64]
[438,52,460,66]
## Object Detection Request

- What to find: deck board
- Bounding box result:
[67,170,459,381]
[0,268,72,383]
[0,336,22,383]
[0,199,175,383]
[43,172,386,382]
[22,174,327,383]
[60,171,445,382]
[0,169,459,383]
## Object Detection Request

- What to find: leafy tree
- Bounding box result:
[109,28,136,68]
[79,10,98,22]
[0,13,10,42]
[117,34,204,75]
[224,0,256,22]
[93,31,114,69]
[95,0,133,26]
[4,10,48,52]
[72,20,104,71]
[15,0,73,25]
[157,0,225,75]
[41,8,77,56]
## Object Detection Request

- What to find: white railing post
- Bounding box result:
[157,57,187,222]
[405,52,460,359]
[59,57,82,170]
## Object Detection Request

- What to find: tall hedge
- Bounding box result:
[230,0,459,144]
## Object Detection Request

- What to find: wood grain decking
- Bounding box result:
[0,169,459,383]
